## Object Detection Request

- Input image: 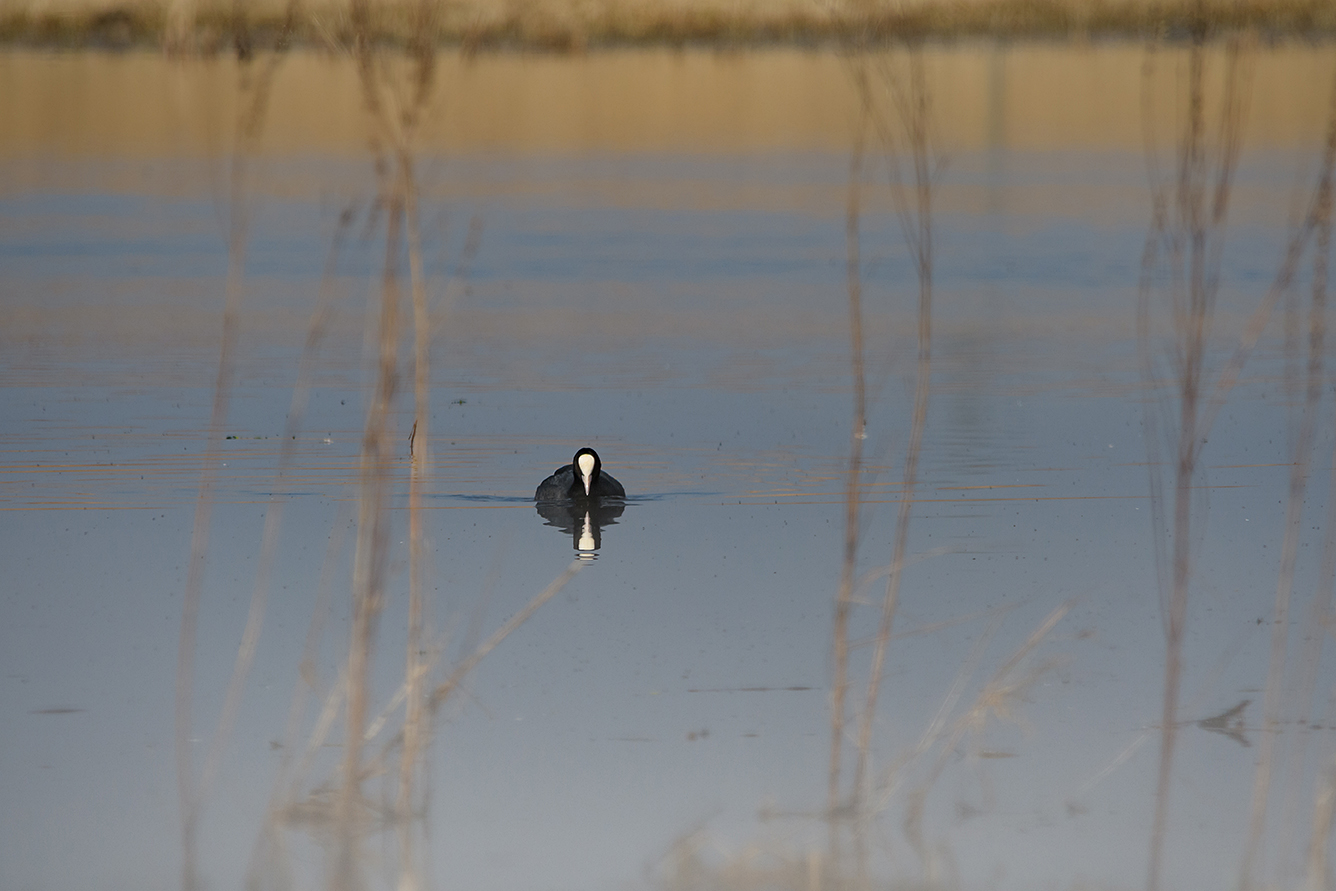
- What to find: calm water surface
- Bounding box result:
[2,45,1336,891]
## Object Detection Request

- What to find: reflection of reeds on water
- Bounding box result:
[1136,30,1336,891]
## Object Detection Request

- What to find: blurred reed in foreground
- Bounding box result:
[170,5,585,890]
[1135,31,1336,891]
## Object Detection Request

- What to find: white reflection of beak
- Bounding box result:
[578,513,595,552]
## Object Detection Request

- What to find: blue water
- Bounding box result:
[1,145,1333,891]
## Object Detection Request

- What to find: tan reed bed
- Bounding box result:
[2,0,1335,50]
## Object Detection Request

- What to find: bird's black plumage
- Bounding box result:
[535,447,626,501]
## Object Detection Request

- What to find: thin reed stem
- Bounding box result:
[336,189,402,891]
[1143,34,1248,891]
[853,45,935,813]
[1287,77,1336,851]
[337,4,440,883]
[399,145,432,883]
[173,24,296,890]
[1308,758,1336,891]
[900,602,1071,858]
[1135,36,1336,891]
[828,76,869,823]
[1241,62,1336,890]
[429,561,586,713]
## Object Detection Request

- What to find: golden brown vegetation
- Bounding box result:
[2,0,1335,51]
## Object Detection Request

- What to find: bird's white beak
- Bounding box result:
[577,452,596,496]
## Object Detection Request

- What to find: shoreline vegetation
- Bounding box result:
[1,0,1335,51]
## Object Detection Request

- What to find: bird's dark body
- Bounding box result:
[535,448,626,501]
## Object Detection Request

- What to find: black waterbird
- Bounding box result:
[535,447,626,501]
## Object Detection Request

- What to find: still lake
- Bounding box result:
[3,42,1336,891]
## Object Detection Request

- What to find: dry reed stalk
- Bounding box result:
[1240,62,1336,890]
[1308,757,1336,891]
[328,11,580,888]
[827,73,869,823]
[172,18,297,891]
[1136,33,1252,891]
[243,208,360,886]
[335,183,402,891]
[1138,34,1336,891]
[853,46,936,813]
[398,174,431,891]
[396,54,438,886]
[1286,82,1336,846]
[427,560,585,713]
[214,11,578,887]
[899,602,1071,864]
[824,39,943,888]
[349,557,585,818]
[195,152,532,890]
[247,501,354,887]
[234,597,355,882]
[893,606,1009,858]
[332,1,442,884]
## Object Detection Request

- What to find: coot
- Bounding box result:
[535,448,626,500]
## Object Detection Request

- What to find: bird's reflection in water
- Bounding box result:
[534,498,625,561]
